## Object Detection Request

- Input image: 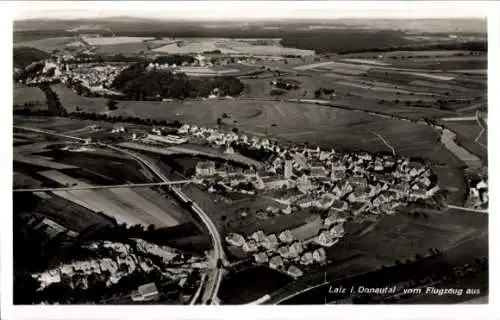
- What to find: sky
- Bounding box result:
[12,1,488,21]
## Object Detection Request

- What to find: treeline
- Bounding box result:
[13,107,183,128]
[280,30,410,54]
[38,83,67,116]
[154,55,195,65]
[281,31,487,54]
[111,63,244,100]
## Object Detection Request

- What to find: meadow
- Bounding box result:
[14,85,47,108]
[37,169,180,227]
[13,36,75,52]
[152,38,314,56]
[14,192,114,233]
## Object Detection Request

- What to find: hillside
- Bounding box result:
[13,46,50,69]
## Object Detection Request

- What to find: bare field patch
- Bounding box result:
[14,86,46,107]
[82,36,153,46]
[152,38,313,56]
[37,170,179,227]
[17,193,114,232]
[14,154,78,170]
[52,84,108,113]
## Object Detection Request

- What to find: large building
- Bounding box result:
[195,161,216,177]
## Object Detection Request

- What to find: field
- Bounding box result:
[82,36,153,46]
[152,38,314,56]
[36,169,180,227]
[13,86,47,108]
[39,149,158,184]
[51,84,109,113]
[47,90,464,168]
[272,206,487,304]
[13,36,76,52]
[440,120,487,162]
[13,192,114,233]
[93,42,150,55]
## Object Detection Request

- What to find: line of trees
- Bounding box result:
[13,107,184,128]
[38,83,67,117]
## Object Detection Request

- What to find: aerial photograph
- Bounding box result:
[11,2,488,307]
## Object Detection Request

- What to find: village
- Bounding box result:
[104,120,448,279]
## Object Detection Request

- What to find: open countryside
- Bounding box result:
[13,11,488,307]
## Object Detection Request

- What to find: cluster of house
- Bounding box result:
[32,239,203,292]
[177,121,439,220]
[226,229,328,279]
[144,54,267,72]
[60,63,127,93]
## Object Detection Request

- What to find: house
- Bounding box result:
[287,265,304,279]
[278,246,291,258]
[288,242,304,258]
[296,194,318,209]
[250,230,267,243]
[476,180,488,190]
[242,239,259,252]
[315,231,338,247]
[261,234,279,250]
[269,255,284,270]
[262,175,290,189]
[131,283,159,301]
[195,161,216,177]
[329,223,345,238]
[312,248,327,263]
[253,252,269,264]
[348,176,368,188]
[292,153,309,170]
[297,174,313,193]
[278,230,295,244]
[300,252,314,265]
[225,233,245,247]
[310,166,328,178]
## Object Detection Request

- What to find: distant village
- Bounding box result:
[18,52,268,95]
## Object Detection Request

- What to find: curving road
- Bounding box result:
[14,126,226,305]
[105,144,226,305]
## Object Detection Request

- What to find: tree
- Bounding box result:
[107,99,118,111]
[222,112,229,119]
[232,127,239,133]
[314,89,322,99]
[217,118,223,126]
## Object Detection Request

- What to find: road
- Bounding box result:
[13,181,194,193]
[446,204,488,214]
[14,126,226,305]
[105,144,226,304]
[14,126,87,142]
